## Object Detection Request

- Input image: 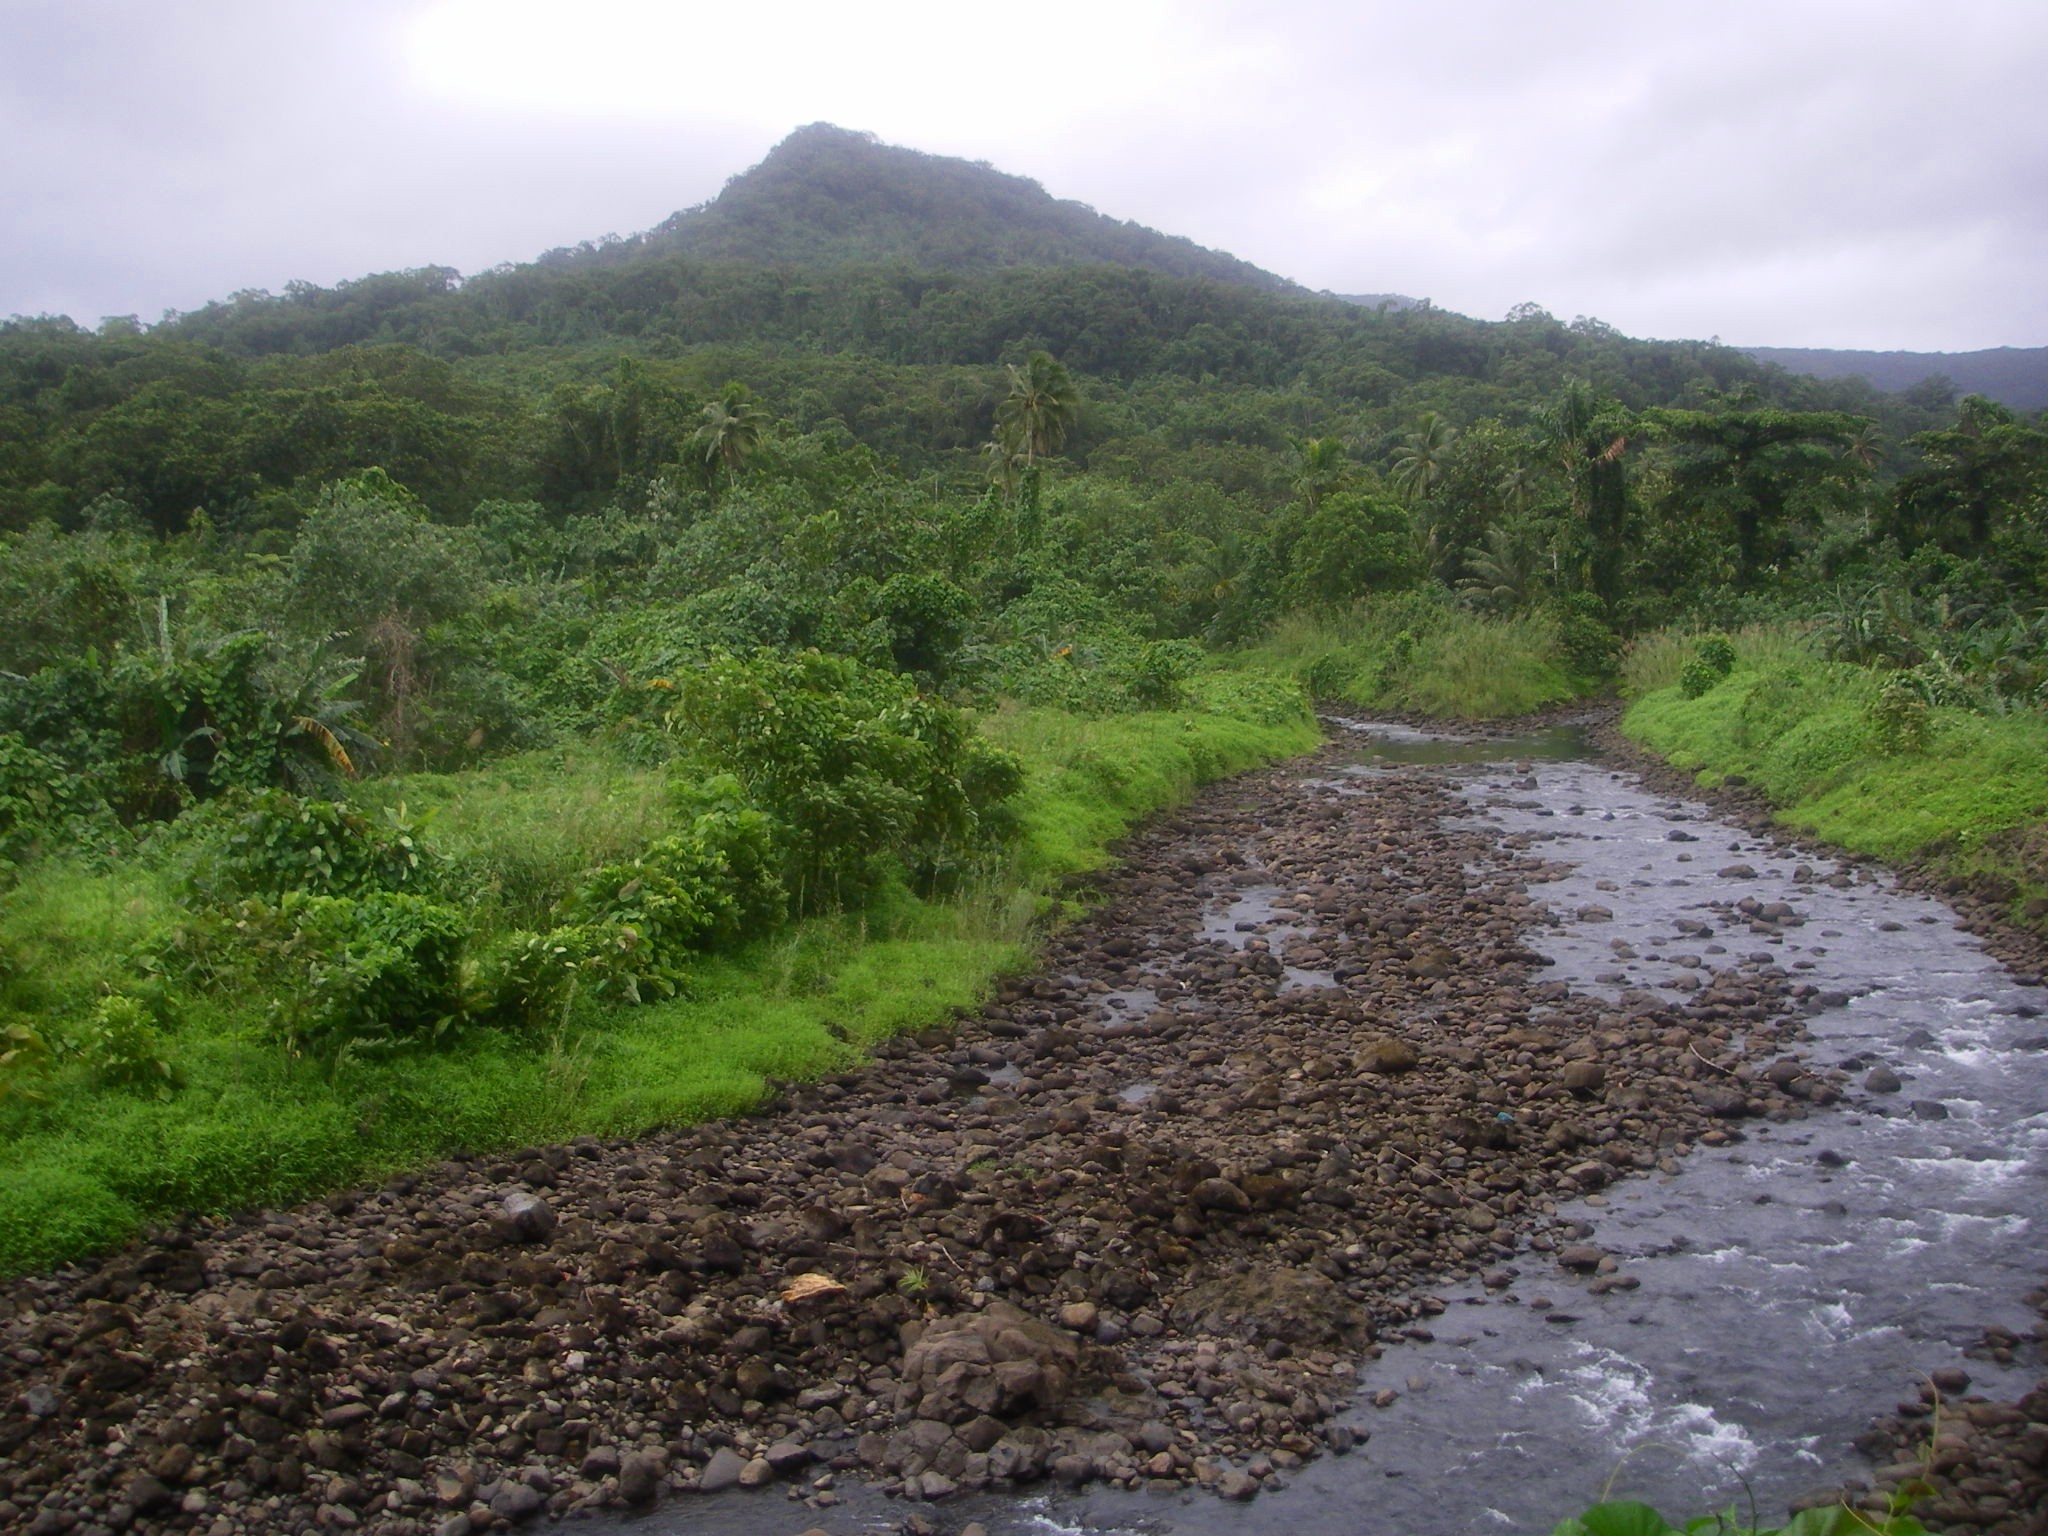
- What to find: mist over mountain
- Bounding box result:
[1739,344,2048,412]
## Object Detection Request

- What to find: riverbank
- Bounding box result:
[0,733,1859,1534]
[1618,644,2048,950]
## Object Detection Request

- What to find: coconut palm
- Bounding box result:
[1391,412,1456,502]
[995,351,1079,467]
[1458,521,1550,612]
[1497,459,1542,517]
[691,384,770,487]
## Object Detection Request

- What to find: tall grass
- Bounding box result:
[1237,596,1586,719]
[353,743,671,928]
[1620,622,1815,697]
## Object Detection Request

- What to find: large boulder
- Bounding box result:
[899,1303,1081,1425]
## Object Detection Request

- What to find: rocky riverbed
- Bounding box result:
[1,730,2041,1536]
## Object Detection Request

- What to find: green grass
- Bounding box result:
[1623,650,2048,931]
[0,673,1317,1275]
[1238,598,1588,719]
[1620,622,1813,698]
[352,742,672,928]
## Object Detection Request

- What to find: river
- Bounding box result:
[613,720,2047,1536]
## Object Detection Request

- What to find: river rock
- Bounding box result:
[495,1191,557,1243]
[606,1453,659,1508]
[1560,1060,1606,1093]
[1354,1036,1418,1073]
[697,1446,747,1493]
[1217,1468,1260,1499]
[488,1482,545,1522]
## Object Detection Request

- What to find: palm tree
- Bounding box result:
[1541,379,1633,606]
[1458,522,1549,612]
[1392,412,1456,502]
[1290,435,1350,512]
[1497,459,1542,517]
[691,384,769,487]
[994,351,1079,467]
[981,435,1025,501]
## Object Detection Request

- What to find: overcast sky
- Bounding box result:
[5,0,2044,352]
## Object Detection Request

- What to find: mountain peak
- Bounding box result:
[633,124,1295,289]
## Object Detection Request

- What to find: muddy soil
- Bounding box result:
[0,737,2023,1536]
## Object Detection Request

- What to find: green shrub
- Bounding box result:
[79,994,181,1097]
[664,775,788,942]
[261,891,469,1053]
[467,928,581,1027]
[0,1021,51,1103]
[1116,639,1204,709]
[1678,658,1722,698]
[667,651,1022,907]
[1552,1498,1928,1535]
[553,866,699,1005]
[1552,593,1622,677]
[468,921,663,1021]
[183,791,435,902]
[1868,678,1932,754]
[0,731,121,868]
[1679,634,1739,698]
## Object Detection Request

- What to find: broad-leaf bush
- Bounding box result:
[1552,1498,1928,1535]
[177,890,470,1054]
[272,891,468,1053]
[666,650,1022,907]
[181,790,435,901]
[78,993,181,1097]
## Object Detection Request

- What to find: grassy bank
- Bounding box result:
[1621,627,2048,932]
[0,671,1316,1276]
[1236,596,1596,719]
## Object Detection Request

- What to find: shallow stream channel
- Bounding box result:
[618,721,2048,1536]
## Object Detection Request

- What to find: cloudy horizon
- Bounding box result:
[4,0,2044,354]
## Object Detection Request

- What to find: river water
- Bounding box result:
[609,723,2048,1536]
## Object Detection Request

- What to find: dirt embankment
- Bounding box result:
[0,739,2029,1535]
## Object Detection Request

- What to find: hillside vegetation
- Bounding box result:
[3,124,2044,1271]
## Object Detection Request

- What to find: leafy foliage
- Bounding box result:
[260,891,469,1054]
[78,994,181,1097]
[0,1021,52,1103]
[1680,634,1740,698]
[1551,1499,1928,1536]
[667,651,1021,905]
[181,791,435,902]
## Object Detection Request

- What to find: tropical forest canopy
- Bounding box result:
[2,120,2044,827]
